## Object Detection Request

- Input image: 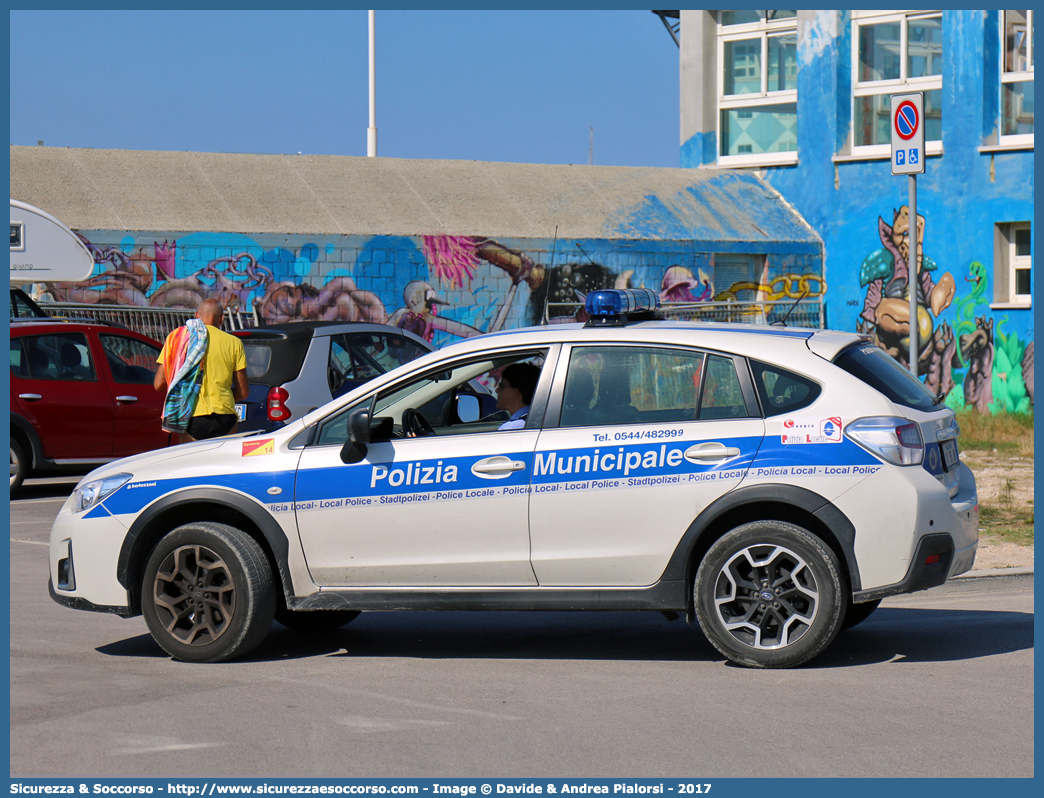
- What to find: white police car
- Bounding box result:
[49,289,978,668]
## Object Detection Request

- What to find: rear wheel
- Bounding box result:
[841,597,882,631]
[275,607,360,632]
[10,439,27,495]
[141,522,275,663]
[695,521,844,668]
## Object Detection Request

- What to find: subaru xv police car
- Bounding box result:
[49,288,978,668]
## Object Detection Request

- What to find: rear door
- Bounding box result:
[10,331,115,460]
[97,331,172,457]
[528,344,765,586]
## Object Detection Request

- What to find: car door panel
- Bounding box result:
[11,332,115,460]
[97,332,171,457]
[294,432,540,586]
[528,344,766,586]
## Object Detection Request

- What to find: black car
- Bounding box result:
[231,321,433,432]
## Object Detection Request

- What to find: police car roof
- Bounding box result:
[438,320,863,362]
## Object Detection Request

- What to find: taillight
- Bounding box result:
[845,417,924,465]
[267,386,291,422]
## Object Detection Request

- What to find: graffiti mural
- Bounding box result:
[856,207,1034,414]
[31,230,825,354]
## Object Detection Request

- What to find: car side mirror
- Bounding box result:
[340,409,372,464]
[455,394,481,423]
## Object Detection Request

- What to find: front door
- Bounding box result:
[293,347,553,587]
[11,332,115,461]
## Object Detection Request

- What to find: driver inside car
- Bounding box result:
[495,362,541,430]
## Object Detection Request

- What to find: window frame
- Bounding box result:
[850,10,944,159]
[716,11,799,167]
[1010,222,1032,304]
[1001,9,1034,147]
[992,221,1033,308]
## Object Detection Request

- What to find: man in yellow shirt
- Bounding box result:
[154,298,249,442]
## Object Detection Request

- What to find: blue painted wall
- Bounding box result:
[681,10,1034,413]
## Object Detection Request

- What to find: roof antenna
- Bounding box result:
[574,242,596,265]
[541,225,558,325]
[770,288,809,328]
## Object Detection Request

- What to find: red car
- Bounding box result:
[9,320,173,493]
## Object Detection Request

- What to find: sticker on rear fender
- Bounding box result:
[782,416,843,444]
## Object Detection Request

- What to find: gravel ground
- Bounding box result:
[962,448,1034,571]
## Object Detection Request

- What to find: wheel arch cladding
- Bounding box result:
[665,483,861,602]
[118,489,293,616]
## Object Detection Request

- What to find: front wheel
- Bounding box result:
[695,521,844,668]
[141,522,275,663]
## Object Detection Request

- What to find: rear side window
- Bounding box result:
[834,343,938,411]
[749,359,821,417]
[238,330,312,385]
[100,334,160,384]
[561,345,706,427]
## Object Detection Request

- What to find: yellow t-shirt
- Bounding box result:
[159,324,246,417]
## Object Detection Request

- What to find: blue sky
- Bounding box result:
[9,9,681,167]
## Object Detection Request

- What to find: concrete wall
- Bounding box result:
[679,10,1034,414]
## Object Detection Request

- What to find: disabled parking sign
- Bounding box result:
[891,92,925,175]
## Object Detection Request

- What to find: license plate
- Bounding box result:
[235,404,247,422]
[940,438,958,471]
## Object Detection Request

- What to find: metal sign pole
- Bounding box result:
[891,91,924,378]
[908,173,918,378]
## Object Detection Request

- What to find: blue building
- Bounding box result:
[666,9,1033,414]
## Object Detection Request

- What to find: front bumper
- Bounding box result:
[48,578,133,617]
[49,500,133,613]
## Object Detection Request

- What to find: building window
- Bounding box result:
[717,10,799,166]
[851,11,943,157]
[994,222,1032,306]
[1002,10,1034,144]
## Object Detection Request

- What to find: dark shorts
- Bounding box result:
[186,413,238,440]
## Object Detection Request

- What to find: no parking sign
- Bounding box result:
[891,92,925,175]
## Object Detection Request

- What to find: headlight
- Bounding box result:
[71,473,133,514]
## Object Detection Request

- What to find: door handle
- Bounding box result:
[471,456,527,479]
[18,394,42,401]
[684,442,741,462]
[115,396,139,403]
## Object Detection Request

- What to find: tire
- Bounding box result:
[695,521,844,668]
[841,597,882,631]
[10,439,28,495]
[275,607,360,633]
[141,522,275,663]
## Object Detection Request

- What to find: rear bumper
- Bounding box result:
[853,462,979,603]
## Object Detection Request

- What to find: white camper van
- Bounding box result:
[10,199,95,317]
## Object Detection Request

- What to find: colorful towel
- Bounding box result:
[161,319,208,434]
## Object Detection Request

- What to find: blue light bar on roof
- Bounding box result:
[585,288,661,318]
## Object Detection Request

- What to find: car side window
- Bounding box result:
[698,355,750,420]
[16,333,97,381]
[749,359,822,416]
[329,333,430,395]
[99,334,161,384]
[561,346,705,427]
[315,350,546,446]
